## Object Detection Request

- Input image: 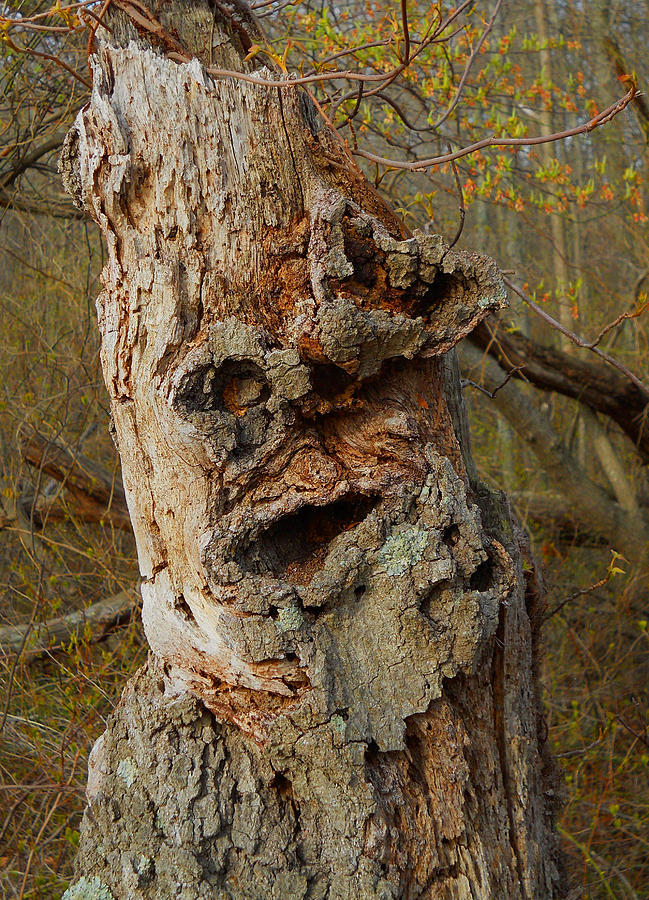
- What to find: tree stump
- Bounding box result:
[60,2,563,897]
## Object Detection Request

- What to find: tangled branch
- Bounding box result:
[504,277,649,400]
[2,0,637,175]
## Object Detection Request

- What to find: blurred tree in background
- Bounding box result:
[0,0,647,896]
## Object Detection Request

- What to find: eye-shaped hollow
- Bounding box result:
[175,359,271,418]
[172,356,274,463]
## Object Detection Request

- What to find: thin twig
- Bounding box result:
[336,80,364,130]
[615,715,649,750]
[461,365,523,398]
[588,300,649,349]
[0,1,95,26]
[354,84,637,170]
[4,37,91,89]
[85,0,112,69]
[3,22,75,33]
[305,39,393,76]
[0,133,66,191]
[18,792,63,900]
[447,148,465,249]
[544,572,614,620]
[555,738,603,759]
[504,276,649,399]
[254,0,298,14]
[432,0,503,130]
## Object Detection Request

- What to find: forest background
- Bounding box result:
[0,0,647,897]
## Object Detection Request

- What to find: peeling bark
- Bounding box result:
[60,2,563,897]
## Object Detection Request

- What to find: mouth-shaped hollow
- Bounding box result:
[236,492,380,584]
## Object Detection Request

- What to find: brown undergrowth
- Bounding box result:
[469,395,649,900]
[0,215,646,900]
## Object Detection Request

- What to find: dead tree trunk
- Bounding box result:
[60,2,563,897]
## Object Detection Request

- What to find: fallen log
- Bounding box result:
[17,425,131,529]
[0,588,139,663]
[470,319,649,463]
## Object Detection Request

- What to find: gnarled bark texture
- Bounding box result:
[60,2,563,897]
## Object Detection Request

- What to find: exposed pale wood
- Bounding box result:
[59,2,564,897]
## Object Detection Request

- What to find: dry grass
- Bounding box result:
[469,393,649,899]
[0,209,647,900]
[0,212,142,899]
[0,624,146,899]
[543,553,649,900]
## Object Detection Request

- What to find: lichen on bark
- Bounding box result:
[61,2,564,897]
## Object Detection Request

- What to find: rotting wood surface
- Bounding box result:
[60,2,564,897]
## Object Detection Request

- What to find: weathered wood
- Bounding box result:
[60,2,564,897]
[0,588,137,663]
[18,424,131,529]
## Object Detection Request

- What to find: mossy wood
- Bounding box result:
[60,1,563,897]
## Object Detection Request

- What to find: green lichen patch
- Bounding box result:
[61,876,115,900]
[134,854,154,883]
[277,604,304,633]
[330,714,347,735]
[378,526,429,576]
[116,756,138,787]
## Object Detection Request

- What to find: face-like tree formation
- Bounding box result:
[64,18,509,742]
[61,3,562,897]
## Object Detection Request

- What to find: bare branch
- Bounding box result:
[0,31,91,89]
[400,0,410,64]
[504,277,649,400]
[544,560,622,620]
[0,187,85,219]
[353,84,638,170]
[461,365,522,399]
[0,589,139,663]
[460,342,649,559]
[18,425,131,530]
[588,300,649,349]
[432,0,503,130]
[0,132,67,191]
[469,320,649,463]
[447,149,466,249]
[84,0,114,62]
[602,33,649,139]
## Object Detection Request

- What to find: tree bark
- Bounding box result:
[60,2,563,897]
